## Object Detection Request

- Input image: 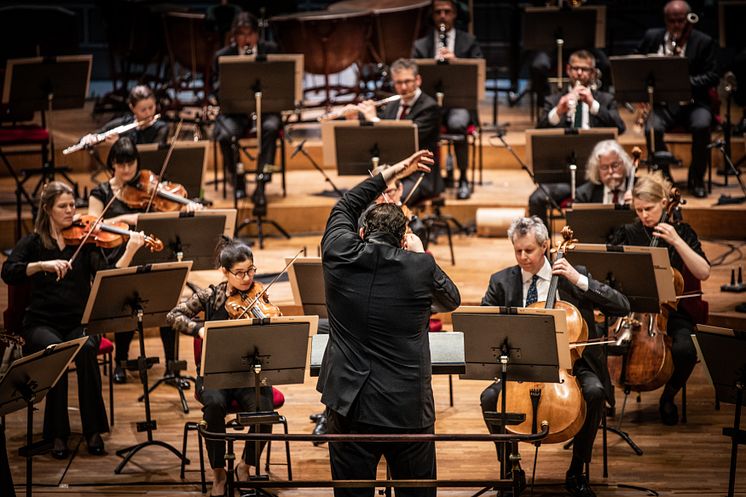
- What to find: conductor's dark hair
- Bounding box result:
[432,0,458,9]
[127,85,155,107]
[231,11,258,34]
[215,236,254,269]
[106,136,140,172]
[360,203,407,242]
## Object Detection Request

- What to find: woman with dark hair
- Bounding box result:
[88,136,202,383]
[1,181,145,458]
[167,237,276,497]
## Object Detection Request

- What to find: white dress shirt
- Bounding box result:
[396,88,422,120]
[548,86,601,128]
[603,185,625,205]
[522,257,589,306]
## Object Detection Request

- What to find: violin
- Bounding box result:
[225,281,282,319]
[120,169,192,212]
[504,226,587,444]
[62,215,164,252]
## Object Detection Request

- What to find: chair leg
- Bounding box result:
[198,426,207,494]
[681,384,687,424]
[107,351,114,426]
[265,424,273,473]
[282,416,292,481]
[181,422,190,480]
[280,135,287,197]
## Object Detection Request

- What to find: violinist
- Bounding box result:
[574,140,635,205]
[79,85,167,147]
[166,237,275,497]
[1,182,145,459]
[88,136,201,384]
[637,0,718,198]
[480,217,629,497]
[609,172,710,425]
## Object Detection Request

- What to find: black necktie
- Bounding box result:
[526,275,539,306]
[398,104,410,120]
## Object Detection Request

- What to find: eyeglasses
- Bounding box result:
[227,266,257,279]
[393,78,416,86]
[569,65,594,73]
[599,162,624,172]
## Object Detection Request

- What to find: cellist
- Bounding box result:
[480,216,630,497]
[609,172,710,425]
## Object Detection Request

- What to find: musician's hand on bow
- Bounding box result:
[552,258,581,286]
[402,232,425,253]
[653,222,683,247]
[387,150,434,183]
[41,259,72,280]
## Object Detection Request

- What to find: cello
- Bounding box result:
[504,226,587,444]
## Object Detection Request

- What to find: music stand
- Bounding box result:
[81,261,192,474]
[453,306,570,482]
[694,325,746,497]
[201,315,317,494]
[287,256,327,318]
[565,204,637,244]
[138,141,208,200]
[522,6,605,90]
[2,55,91,230]
[0,336,86,497]
[415,58,485,110]
[321,120,418,175]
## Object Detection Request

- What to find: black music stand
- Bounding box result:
[321,121,418,176]
[453,306,569,489]
[82,262,192,474]
[694,325,746,497]
[218,54,302,245]
[416,59,484,111]
[565,205,636,244]
[201,316,317,495]
[0,336,86,497]
[287,257,327,318]
[138,141,207,200]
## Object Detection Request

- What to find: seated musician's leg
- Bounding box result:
[446,108,472,200]
[660,313,698,425]
[686,104,712,197]
[528,183,571,227]
[199,386,231,495]
[214,114,250,196]
[259,113,282,178]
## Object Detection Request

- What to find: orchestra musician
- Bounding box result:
[1,182,145,459]
[609,172,710,425]
[343,59,442,206]
[529,50,626,225]
[318,150,460,497]
[212,12,281,198]
[480,216,630,497]
[637,0,719,199]
[574,139,635,204]
[79,85,167,147]
[88,137,201,384]
[412,0,484,199]
[166,237,274,497]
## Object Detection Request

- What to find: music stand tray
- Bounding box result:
[525,128,618,184]
[137,141,208,199]
[321,120,418,175]
[287,256,327,318]
[565,205,637,244]
[133,209,236,269]
[0,336,86,497]
[522,6,605,51]
[609,55,690,104]
[81,262,192,474]
[218,54,303,114]
[415,58,485,110]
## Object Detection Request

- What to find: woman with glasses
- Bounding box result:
[166,237,276,497]
[575,139,635,205]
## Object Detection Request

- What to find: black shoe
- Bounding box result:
[113,366,127,384]
[690,184,707,198]
[309,412,323,422]
[565,473,596,497]
[312,414,327,446]
[86,432,105,456]
[51,437,69,459]
[659,397,679,425]
[456,180,471,200]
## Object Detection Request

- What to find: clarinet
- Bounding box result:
[437,23,447,62]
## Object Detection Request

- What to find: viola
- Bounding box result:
[62,215,164,252]
[225,281,282,320]
[120,169,192,212]
[504,226,587,444]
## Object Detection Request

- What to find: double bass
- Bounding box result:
[504,227,587,444]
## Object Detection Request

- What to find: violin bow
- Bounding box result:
[64,194,119,276]
[145,118,184,213]
[235,249,305,320]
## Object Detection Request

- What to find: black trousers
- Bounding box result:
[528,183,571,226]
[443,107,472,181]
[25,324,109,441]
[115,326,175,366]
[1,422,15,497]
[662,312,698,400]
[214,113,281,180]
[480,359,605,466]
[198,378,273,469]
[326,408,436,497]
[645,102,712,184]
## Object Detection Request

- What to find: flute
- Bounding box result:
[317,95,401,122]
[63,114,161,155]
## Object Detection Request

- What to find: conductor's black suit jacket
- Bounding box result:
[481,264,630,400]
[317,175,461,429]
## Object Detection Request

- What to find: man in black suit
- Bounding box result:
[637,0,719,198]
[212,12,281,198]
[480,217,629,497]
[318,150,461,497]
[529,50,626,225]
[412,0,483,199]
[574,139,635,205]
[344,59,442,205]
